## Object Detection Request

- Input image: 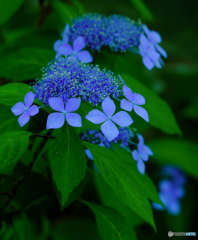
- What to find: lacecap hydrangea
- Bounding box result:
[66,13,167,69]
[31,57,123,106]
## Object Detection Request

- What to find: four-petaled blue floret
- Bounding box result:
[85,96,133,141]
[11,91,39,127]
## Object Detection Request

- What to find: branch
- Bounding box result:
[0,129,53,212]
[31,133,56,139]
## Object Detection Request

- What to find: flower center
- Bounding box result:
[62,110,67,115]
[25,107,29,112]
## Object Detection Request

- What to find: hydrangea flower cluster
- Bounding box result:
[152,165,186,215]
[69,14,142,52]
[12,56,150,147]
[31,58,123,106]
[55,13,167,70]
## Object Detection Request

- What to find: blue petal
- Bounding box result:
[137,159,145,175]
[156,44,167,58]
[24,92,34,108]
[53,40,62,51]
[143,145,153,156]
[102,97,116,117]
[65,98,81,112]
[94,163,100,174]
[85,109,107,124]
[100,120,119,141]
[73,36,85,52]
[46,113,65,129]
[152,202,164,211]
[66,113,82,127]
[137,133,144,145]
[123,85,133,102]
[142,25,150,37]
[18,111,30,127]
[150,31,162,43]
[48,98,64,112]
[142,56,154,70]
[58,44,73,55]
[132,149,139,161]
[133,93,145,105]
[167,201,181,216]
[11,102,25,116]
[111,111,133,127]
[134,106,149,122]
[85,149,93,160]
[77,50,93,63]
[28,105,39,116]
[120,99,132,111]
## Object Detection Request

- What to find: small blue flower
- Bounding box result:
[46,97,82,129]
[56,36,93,63]
[11,91,39,127]
[120,84,149,122]
[54,24,70,58]
[132,133,153,174]
[85,97,133,141]
[139,34,161,70]
[142,24,167,58]
[152,166,186,215]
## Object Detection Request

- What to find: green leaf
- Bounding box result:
[82,200,137,240]
[48,124,87,205]
[0,131,31,171]
[53,219,102,240]
[0,0,25,26]
[183,98,198,119]
[83,142,156,230]
[0,83,30,106]
[94,171,144,227]
[0,104,28,134]
[0,48,55,81]
[113,146,161,204]
[148,138,198,179]
[13,214,37,240]
[121,74,181,135]
[50,0,81,23]
[53,167,93,210]
[129,0,154,22]
[64,167,93,208]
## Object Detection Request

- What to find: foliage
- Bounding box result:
[0,0,197,240]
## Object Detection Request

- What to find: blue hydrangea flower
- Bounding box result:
[120,85,149,122]
[142,24,167,58]
[57,36,93,63]
[139,34,161,70]
[46,97,82,129]
[69,13,108,51]
[106,15,143,52]
[69,14,143,52]
[11,91,39,127]
[152,166,186,215]
[85,97,133,141]
[54,24,70,58]
[31,57,123,106]
[132,133,153,174]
